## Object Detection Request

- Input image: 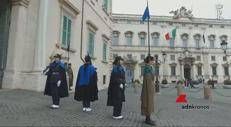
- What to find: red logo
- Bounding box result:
[176,93,188,103]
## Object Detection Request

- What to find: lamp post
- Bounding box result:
[178,56,183,80]
[154,55,160,94]
[162,51,167,80]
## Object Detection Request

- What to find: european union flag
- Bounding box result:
[142,6,150,21]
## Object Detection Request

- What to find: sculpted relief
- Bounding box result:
[170,6,193,19]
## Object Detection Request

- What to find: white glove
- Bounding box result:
[57,80,61,87]
[120,84,123,89]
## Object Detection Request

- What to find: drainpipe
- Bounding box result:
[80,0,85,63]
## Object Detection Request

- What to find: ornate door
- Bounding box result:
[184,64,191,80]
[0,0,11,88]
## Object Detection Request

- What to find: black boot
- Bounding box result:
[145,116,156,126]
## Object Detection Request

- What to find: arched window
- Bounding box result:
[194,34,201,49]
[208,34,216,48]
[181,33,189,48]
[125,31,133,45]
[151,32,160,46]
[139,32,147,46]
[112,31,120,45]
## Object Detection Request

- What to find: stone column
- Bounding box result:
[3,0,30,89]
[34,0,48,71]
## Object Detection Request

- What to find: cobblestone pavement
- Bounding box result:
[0,85,231,127]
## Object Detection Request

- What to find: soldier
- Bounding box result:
[74,55,98,112]
[44,54,69,109]
[141,55,156,126]
[107,56,126,120]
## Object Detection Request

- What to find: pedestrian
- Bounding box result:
[107,56,126,120]
[67,63,74,91]
[74,55,98,112]
[141,55,156,126]
[44,54,69,109]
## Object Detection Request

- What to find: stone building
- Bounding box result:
[112,9,231,84]
[0,0,113,91]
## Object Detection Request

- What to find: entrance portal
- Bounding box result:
[0,0,11,88]
[184,64,191,80]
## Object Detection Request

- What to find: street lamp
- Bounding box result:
[154,55,160,94]
[162,51,167,80]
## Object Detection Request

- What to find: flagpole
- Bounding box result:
[147,0,150,56]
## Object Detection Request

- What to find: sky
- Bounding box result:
[112,0,231,19]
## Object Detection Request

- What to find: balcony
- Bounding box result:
[112,45,229,54]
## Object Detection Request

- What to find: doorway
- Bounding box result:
[184,64,191,80]
[0,0,11,89]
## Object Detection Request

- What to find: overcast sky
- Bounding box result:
[112,0,231,19]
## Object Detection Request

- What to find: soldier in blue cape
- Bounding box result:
[44,54,69,109]
[107,56,126,120]
[74,55,98,112]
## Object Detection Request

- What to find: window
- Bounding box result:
[211,56,216,61]
[171,66,176,76]
[223,56,227,61]
[208,35,216,48]
[140,37,146,46]
[196,56,201,61]
[195,40,200,49]
[139,32,146,46]
[125,32,133,45]
[141,54,145,60]
[194,34,201,49]
[103,42,107,62]
[170,55,175,61]
[224,66,229,76]
[103,0,108,12]
[212,66,217,76]
[112,31,119,45]
[151,32,160,46]
[181,34,189,48]
[210,40,215,48]
[87,30,95,57]
[197,66,202,76]
[103,75,106,85]
[61,15,72,48]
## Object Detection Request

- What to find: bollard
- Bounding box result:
[176,84,183,96]
[204,85,211,100]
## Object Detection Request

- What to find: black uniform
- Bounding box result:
[107,65,126,117]
[44,61,69,105]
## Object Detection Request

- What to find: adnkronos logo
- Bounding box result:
[176,93,210,110]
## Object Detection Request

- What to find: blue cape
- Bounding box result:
[77,64,96,86]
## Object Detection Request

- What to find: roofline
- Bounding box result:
[112,13,231,25]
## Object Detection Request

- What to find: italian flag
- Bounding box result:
[165,28,177,40]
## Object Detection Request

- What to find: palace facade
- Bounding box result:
[112,13,231,84]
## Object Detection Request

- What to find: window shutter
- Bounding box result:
[67,19,72,47]
[62,16,68,46]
